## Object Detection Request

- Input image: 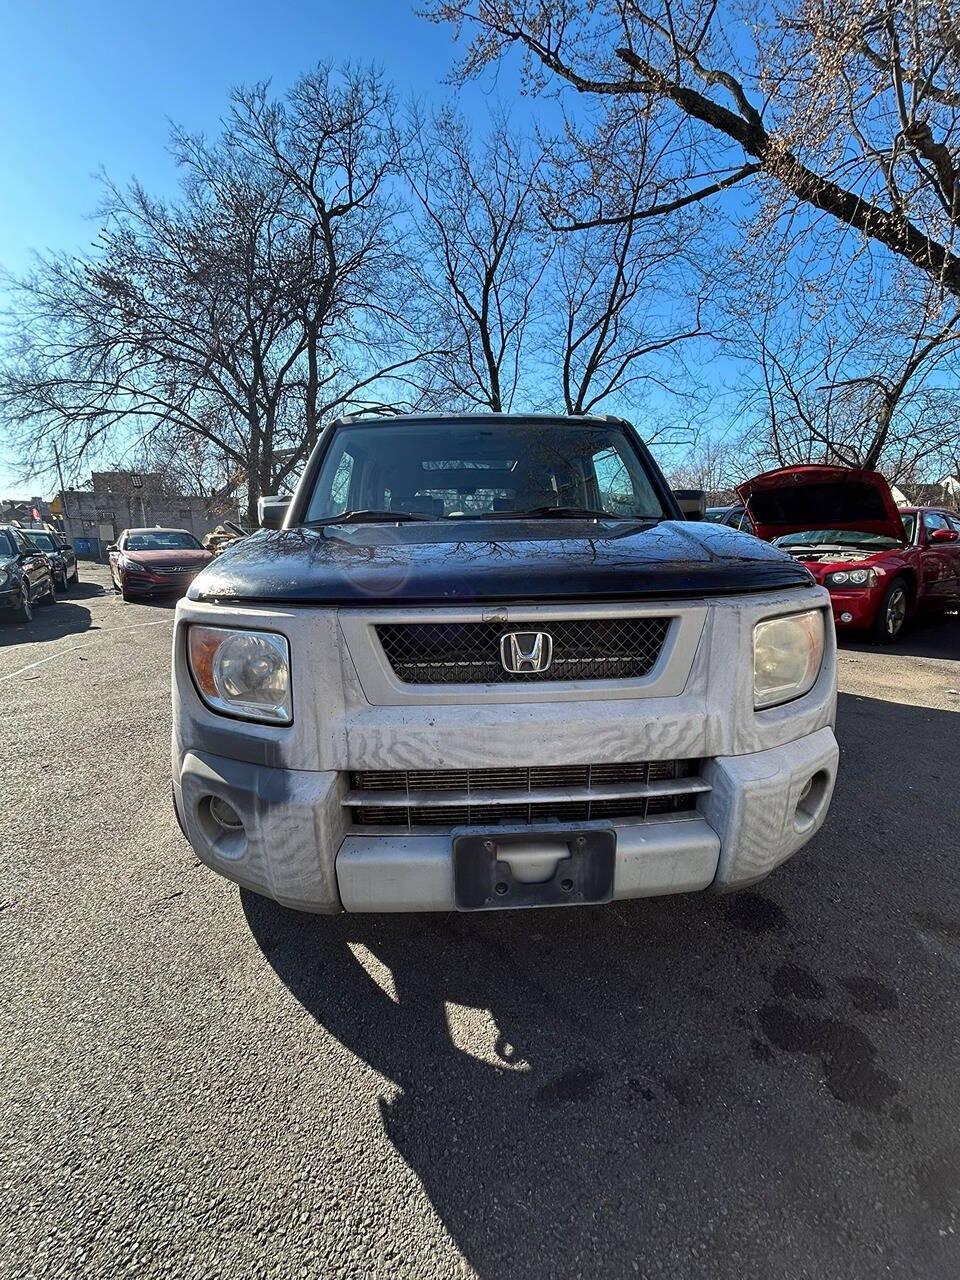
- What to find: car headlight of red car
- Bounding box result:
[824,568,877,588]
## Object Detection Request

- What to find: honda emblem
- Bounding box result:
[499,631,554,674]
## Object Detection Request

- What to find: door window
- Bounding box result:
[591,446,637,513]
[923,512,950,538]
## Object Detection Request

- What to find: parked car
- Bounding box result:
[736,465,960,642]
[705,504,752,532]
[0,525,57,622]
[20,528,79,591]
[172,412,838,917]
[108,528,214,601]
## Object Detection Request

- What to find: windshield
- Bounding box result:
[304,420,669,523]
[125,531,201,551]
[704,509,728,523]
[774,529,903,550]
[24,532,58,552]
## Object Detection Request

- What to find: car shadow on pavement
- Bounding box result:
[67,578,107,601]
[839,612,960,661]
[0,600,97,646]
[241,692,960,1278]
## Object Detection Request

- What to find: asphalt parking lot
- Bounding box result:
[2,563,959,1280]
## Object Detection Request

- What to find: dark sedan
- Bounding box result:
[107,528,213,601]
[0,525,56,623]
[21,529,79,591]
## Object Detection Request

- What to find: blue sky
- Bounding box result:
[1,1,512,496]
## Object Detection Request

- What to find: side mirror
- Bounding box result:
[258,496,290,529]
[930,527,959,543]
[672,489,707,521]
[105,543,118,553]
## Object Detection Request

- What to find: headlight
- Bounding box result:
[824,568,876,588]
[187,626,292,724]
[753,610,825,710]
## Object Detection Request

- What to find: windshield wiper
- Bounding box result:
[487,505,655,521]
[304,509,436,527]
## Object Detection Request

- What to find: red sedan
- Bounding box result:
[737,466,960,642]
[107,528,214,601]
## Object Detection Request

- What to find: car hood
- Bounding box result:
[124,548,213,567]
[736,465,906,542]
[187,519,813,606]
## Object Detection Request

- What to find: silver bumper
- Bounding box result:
[174,727,838,913]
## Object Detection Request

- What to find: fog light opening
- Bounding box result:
[209,795,243,831]
[197,794,247,861]
[795,770,830,831]
[840,611,854,623]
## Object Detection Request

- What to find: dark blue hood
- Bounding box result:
[187,519,812,606]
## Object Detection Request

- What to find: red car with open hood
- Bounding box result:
[737,465,960,642]
[108,527,214,601]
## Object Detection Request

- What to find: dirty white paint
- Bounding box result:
[172,586,838,913]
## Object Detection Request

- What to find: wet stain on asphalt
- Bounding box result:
[625,1078,656,1104]
[725,892,788,934]
[850,1129,874,1152]
[841,975,899,1014]
[757,1004,900,1112]
[770,963,826,1000]
[536,1065,605,1108]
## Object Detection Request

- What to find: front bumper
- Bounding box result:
[173,728,838,913]
[828,587,881,628]
[123,575,198,596]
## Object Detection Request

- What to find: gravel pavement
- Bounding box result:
[2,563,959,1280]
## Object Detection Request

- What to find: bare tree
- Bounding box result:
[428,2,960,296]
[0,67,420,523]
[728,243,960,479]
[667,431,752,495]
[404,107,551,411]
[549,165,708,417]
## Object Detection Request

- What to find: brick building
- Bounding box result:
[56,471,241,559]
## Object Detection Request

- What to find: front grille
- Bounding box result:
[346,759,708,830]
[376,617,671,684]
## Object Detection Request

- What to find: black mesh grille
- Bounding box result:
[376,617,671,684]
[349,759,702,829]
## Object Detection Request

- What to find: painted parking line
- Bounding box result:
[0,618,174,684]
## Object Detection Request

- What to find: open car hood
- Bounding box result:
[736,466,906,543]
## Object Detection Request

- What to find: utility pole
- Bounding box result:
[52,442,68,536]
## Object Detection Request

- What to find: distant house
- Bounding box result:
[898,479,960,510]
[0,496,52,526]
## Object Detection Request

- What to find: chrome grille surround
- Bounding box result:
[375,616,671,684]
[346,759,707,830]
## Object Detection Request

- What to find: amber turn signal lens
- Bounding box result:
[187,626,223,701]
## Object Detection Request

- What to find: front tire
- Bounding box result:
[873,576,909,644]
[10,584,33,623]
